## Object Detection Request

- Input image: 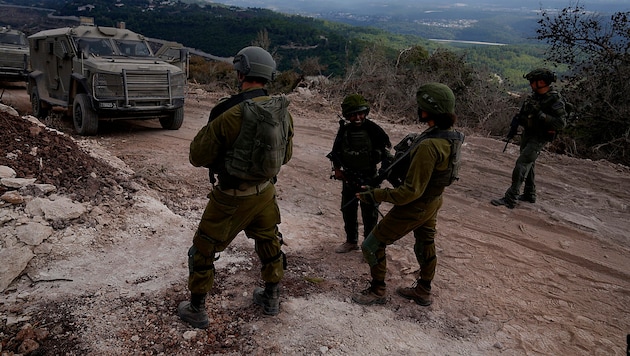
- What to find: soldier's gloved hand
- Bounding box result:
[537,111,547,122]
[357,186,377,205]
[333,168,345,180]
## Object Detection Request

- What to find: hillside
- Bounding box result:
[0,85,629,355]
[0,0,548,82]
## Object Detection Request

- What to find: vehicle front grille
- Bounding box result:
[93,71,186,103]
[0,52,28,70]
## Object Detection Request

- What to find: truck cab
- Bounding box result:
[0,26,29,82]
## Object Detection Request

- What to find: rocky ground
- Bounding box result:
[0,82,629,355]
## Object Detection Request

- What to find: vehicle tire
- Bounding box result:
[160,107,184,130]
[30,87,49,119]
[73,94,99,136]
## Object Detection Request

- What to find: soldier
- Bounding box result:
[327,94,392,253]
[491,68,567,209]
[351,83,464,307]
[178,46,294,328]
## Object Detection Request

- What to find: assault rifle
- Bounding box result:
[326,151,375,191]
[503,114,520,153]
[336,133,423,210]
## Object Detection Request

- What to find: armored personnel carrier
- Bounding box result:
[28,20,187,135]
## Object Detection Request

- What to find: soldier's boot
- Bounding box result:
[178,293,209,328]
[253,282,280,316]
[396,280,433,306]
[335,241,360,253]
[352,280,387,305]
[517,192,536,203]
[491,197,516,209]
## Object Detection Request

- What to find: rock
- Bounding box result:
[19,183,57,197]
[16,222,53,245]
[1,177,37,189]
[0,165,16,178]
[25,197,86,220]
[0,246,35,292]
[1,190,24,204]
[0,103,19,117]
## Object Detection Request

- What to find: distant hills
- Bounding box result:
[0,0,576,83]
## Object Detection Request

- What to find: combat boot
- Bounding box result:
[352,280,387,305]
[517,194,536,203]
[253,282,280,316]
[335,242,360,253]
[491,197,516,209]
[396,280,432,306]
[178,293,209,328]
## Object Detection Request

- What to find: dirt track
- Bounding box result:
[1,84,629,355]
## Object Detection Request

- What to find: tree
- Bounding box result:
[536,4,630,164]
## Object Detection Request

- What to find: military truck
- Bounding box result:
[27,21,187,135]
[0,26,29,82]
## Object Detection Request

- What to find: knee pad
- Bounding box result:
[361,233,383,267]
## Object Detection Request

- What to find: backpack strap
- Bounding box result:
[208,88,267,122]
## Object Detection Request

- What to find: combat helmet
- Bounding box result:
[341,94,370,117]
[233,46,277,81]
[524,68,556,85]
[416,83,455,115]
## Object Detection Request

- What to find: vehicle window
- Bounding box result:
[0,33,27,45]
[115,40,152,57]
[75,38,114,56]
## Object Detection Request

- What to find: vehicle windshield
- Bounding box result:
[0,32,27,46]
[76,38,115,56]
[115,39,152,57]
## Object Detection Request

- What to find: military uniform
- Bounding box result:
[330,119,391,248]
[363,129,453,288]
[187,89,294,295]
[505,90,566,204]
[352,83,463,307]
[328,94,391,253]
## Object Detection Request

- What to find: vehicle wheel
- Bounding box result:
[160,107,184,130]
[30,87,49,119]
[73,94,99,136]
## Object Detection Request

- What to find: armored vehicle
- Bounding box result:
[0,26,29,82]
[27,22,187,135]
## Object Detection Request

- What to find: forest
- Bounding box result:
[1,0,628,164]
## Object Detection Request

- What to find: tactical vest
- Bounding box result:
[224,96,291,181]
[341,127,373,172]
[386,128,464,188]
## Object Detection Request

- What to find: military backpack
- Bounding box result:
[225,96,291,181]
[386,128,464,188]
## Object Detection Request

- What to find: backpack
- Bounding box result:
[386,128,464,188]
[225,96,291,181]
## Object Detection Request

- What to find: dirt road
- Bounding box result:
[1,85,629,355]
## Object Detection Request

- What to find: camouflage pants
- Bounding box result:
[341,181,379,243]
[362,195,443,283]
[505,138,545,201]
[187,183,283,295]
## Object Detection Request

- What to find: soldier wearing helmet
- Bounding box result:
[179,46,294,327]
[491,68,567,209]
[351,83,465,307]
[327,94,392,253]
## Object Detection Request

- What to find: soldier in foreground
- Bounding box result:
[491,68,567,209]
[178,46,294,328]
[327,94,392,253]
[351,83,464,306]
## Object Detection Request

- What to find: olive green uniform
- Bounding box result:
[504,89,566,204]
[362,129,453,284]
[187,90,294,295]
